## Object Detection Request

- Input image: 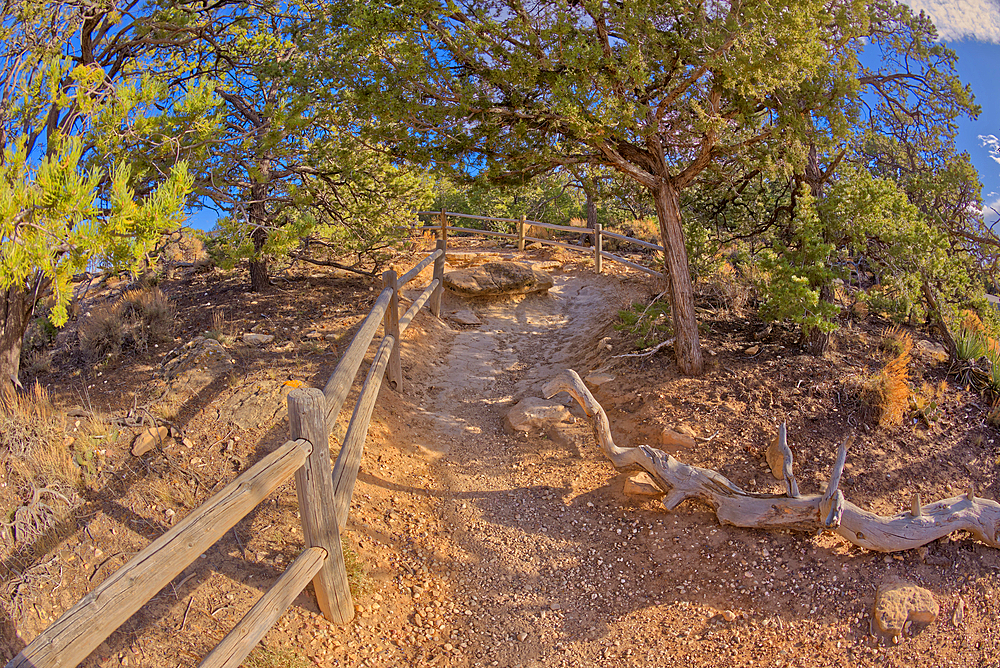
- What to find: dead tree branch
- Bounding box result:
[543,369,1000,552]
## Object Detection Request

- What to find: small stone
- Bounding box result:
[952,597,965,627]
[660,428,696,450]
[242,332,274,345]
[744,345,760,356]
[623,472,663,498]
[305,330,323,339]
[131,426,170,456]
[873,577,939,641]
[517,632,528,642]
[722,610,736,622]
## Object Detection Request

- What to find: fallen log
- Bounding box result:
[543,369,1000,552]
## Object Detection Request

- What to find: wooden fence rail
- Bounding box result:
[6,247,447,668]
[414,210,664,277]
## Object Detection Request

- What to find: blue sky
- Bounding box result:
[904,1,1000,224]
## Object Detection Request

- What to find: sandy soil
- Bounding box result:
[3,242,1000,668]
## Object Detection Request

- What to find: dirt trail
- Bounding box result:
[406,268,644,667]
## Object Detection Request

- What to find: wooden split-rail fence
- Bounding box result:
[415,209,665,278]
[8,212,664,668]
[6,242,447,668]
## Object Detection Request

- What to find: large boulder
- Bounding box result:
[162,336,234,395]
[444,262,553,297]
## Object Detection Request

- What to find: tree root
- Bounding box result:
[543,369,1000,552]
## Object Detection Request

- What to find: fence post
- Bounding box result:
[382,269,403,390]
[439,208,447,242]
[287,387,354,625]
[594,223,603,274]
[430,238,446,318]
[517,215,526,252]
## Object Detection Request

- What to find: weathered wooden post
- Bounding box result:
[439,208,448,242]
[517,215,526,252]
[594,223,603,274]
[287,387,354,625]
[430,238,446,318]
[382,269,403,390]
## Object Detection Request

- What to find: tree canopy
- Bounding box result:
[345,0,983,372]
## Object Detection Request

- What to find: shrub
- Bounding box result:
[616,296,673,349]
[955,310,988,361]
[80,286,174,360]
[856,329,912,427]
[602,219,660,254]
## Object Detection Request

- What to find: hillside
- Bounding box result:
[2,241,1000,668]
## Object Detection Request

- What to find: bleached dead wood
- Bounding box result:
[543,369,1000,552]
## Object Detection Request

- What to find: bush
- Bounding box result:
[602,219,660,254]
[616,296,672,349]
[856,328,912,427]
[80,287,174,360]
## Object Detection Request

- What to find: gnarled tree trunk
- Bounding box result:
[652,179,703,376]
[0,283,39,390]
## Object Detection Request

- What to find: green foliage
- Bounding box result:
[757,186,840,338]
[0,138,192,327]
[616,299,673,349]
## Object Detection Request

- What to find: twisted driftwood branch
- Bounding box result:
[543,369,1000,552]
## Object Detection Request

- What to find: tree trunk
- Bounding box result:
[248,178,270,293]
[652,180,703,376]
[0,285,36,391]
[586,195,596,230]
[805,284,834,355]
[922,278,958,361]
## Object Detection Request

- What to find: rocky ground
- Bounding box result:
[3,240,1000,668]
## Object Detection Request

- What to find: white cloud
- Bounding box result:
[981,191,1000,222]
[981,134,1000,165]
[904,0,1000,42]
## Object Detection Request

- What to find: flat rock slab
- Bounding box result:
[504,397,572,434]
[873,577,939,642]
[660,427,696,450]
[214,381,294,431]
[242,332,274,345]
[585,372,615,386]
[444,262,553,297]
[162,336,234,397]
[449,310,482,326]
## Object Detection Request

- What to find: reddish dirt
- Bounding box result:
[3,239,1000,668]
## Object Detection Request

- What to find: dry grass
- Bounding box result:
[79,286,175,361]
[1,383,119,554]
[854,328,913,427]
[242,648,312,668]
